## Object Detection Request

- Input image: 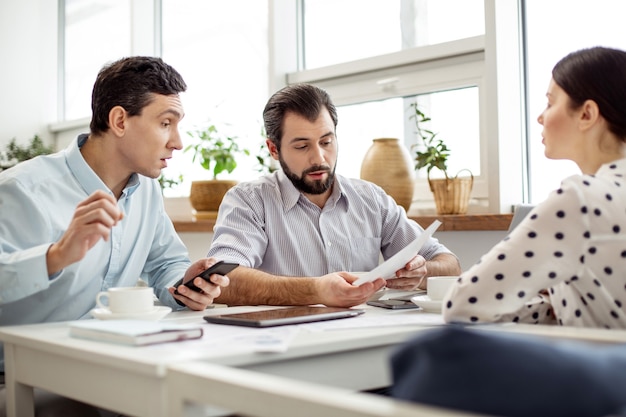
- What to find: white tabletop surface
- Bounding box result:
[0,304,442,417]
[3,303,626,417]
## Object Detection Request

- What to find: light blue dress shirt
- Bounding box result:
[0,134,191,368]
[208,170,453,276]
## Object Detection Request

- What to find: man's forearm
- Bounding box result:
[215,266,320,306]
[425,253,462,277]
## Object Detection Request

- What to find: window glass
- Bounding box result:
[303,0,484,69]
[525,0,626,203]
[64,0,131,120]
[336,87,480,181]
[161,0,269,196]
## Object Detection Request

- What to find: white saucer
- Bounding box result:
[411,295,443,314]
[89,306,172,321]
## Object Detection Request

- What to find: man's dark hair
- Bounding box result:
[262,83,338,151]
[89,56,187,135]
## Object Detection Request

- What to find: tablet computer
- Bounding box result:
[203,306,365,328]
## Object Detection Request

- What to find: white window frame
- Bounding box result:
[269,0,525,214]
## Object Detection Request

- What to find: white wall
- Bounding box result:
[0,0,58,150]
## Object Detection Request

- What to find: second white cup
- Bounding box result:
[427,276,459,301]
[95,286,154,314]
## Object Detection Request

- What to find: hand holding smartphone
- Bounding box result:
[173,260,239,296]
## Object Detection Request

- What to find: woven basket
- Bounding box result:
[428,170,473,215]
[189,180,238,212]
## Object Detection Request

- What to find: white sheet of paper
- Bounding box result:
[353,220,442,286]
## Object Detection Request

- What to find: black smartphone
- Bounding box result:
[174,261,239,295]
[366,299,420,310]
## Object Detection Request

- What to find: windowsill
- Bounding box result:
[167,196,513,232]
[170,206,513,233]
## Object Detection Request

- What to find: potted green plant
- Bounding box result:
[411,104,451,176]
[1,135,53,170]
[184,122,250,215]
[410,102,473,215]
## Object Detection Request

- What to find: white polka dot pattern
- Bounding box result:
[443,159,626,328]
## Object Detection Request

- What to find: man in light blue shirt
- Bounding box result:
[209,84,460,307]
[0,57,228,372]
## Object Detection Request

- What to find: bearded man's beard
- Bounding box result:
[279,157,336,195]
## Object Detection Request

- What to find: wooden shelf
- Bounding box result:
[410,213,513,231]
[172,213,513,233]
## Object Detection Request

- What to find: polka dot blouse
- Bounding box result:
[443,159,626,329]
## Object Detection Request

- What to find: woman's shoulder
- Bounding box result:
[558,171,625,201]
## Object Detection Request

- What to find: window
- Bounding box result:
[289,0,489,212]
[335,88,480,182]
[63,0,131,121]
[303,0,484,69]
[160,0,269,196]
[524,0,626,204]
[59,1,565,213]
[58,1,497,210]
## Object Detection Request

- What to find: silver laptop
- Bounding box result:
[508,204,535,232]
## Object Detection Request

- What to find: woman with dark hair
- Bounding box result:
[443,47,626,328]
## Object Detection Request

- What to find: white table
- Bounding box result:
[6,303,625,417]
[166,317,626,417]
[166,361,483,417]
[0,305,443,417]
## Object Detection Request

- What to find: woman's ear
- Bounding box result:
[578,99,600,131]
[108,106,127,137]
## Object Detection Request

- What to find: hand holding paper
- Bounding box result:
[353,220,442,286]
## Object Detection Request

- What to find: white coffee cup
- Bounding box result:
[95,287,154,314]
[427,276,459,301]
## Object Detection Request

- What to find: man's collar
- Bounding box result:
[275,170,346,211]
[66,133,140,199]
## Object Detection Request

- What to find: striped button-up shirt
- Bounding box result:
[208,171,452,277]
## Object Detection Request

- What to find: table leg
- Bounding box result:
[4,343,34,417]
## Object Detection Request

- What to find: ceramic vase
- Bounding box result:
[360,138,415,211]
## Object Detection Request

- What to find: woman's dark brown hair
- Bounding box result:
[553,46,626,140]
